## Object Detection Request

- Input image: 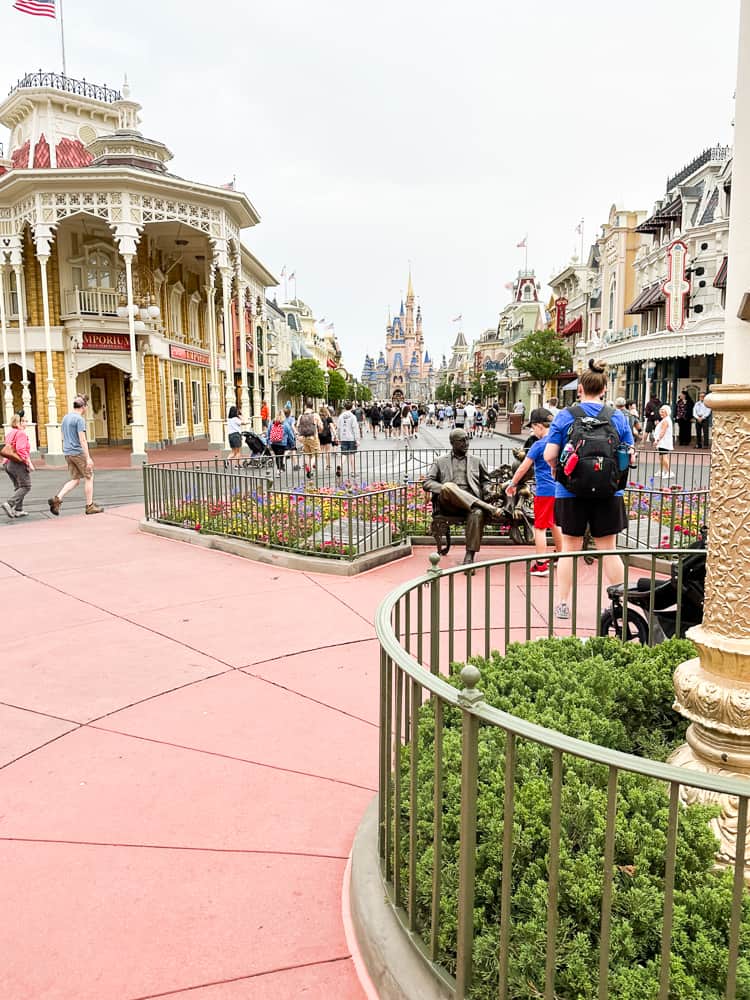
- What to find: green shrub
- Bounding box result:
[396,637,750,999]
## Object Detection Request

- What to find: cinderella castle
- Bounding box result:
[361,272,435,402]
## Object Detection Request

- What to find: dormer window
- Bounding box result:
[522,283,532,301]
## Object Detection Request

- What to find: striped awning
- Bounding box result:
[714,255,728,289]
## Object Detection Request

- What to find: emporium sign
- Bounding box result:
[169,344,210,367]
[82,332,130,351]
[555,297,568,334]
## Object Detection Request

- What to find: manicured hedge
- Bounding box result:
[398,637,750,999]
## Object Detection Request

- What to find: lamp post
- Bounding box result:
[267,344,279,415]
[324,369,329,405]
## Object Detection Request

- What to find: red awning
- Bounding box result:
[561,316,582,336]
[714,256,728,289]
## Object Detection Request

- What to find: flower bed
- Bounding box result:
[623,481,708,547]
[153,480,422,558]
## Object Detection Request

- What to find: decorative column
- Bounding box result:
[10,242,37,455]
[237,276,251,433]
[205,268,223,448]
[114,224,146,464]
[220,267,235,440]
[670,0,750,874]
[0,261,13,432]
[251,300,262,433]
[33,223,63,462]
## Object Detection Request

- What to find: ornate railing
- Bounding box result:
[373,549,749,999]
[9,71,122,104]
[64,287,119,318]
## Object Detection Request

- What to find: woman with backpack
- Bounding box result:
[318,404,337,470]
[267,410,294,472]
[543,359,634,621]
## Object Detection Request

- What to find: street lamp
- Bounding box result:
[267,344,279,414]
[324,368,330,404]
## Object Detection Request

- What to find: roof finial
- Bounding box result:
[122,73,130,99]
[407,263,414,299]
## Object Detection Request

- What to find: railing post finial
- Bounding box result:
[428,552,441,576]
[458,665,483,707]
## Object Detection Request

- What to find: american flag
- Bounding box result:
[14,0,56,17]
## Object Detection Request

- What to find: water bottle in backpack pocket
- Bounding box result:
[558,405,625,497]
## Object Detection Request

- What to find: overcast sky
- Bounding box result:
[0,0,741,375]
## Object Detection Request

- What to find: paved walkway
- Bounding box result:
[1,502,542,999]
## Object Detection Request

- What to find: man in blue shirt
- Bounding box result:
[505,408,561,576]
[543,362,634,619]
[48,395,103,516]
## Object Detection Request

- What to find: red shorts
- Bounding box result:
[534,495,556,531]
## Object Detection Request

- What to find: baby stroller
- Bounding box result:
[599,527,707,644]
[242,431,275,472]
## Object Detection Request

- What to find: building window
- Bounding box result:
[608,278,616,329]
[3,269,21,317]
[173,378,186,428]
[169,282,185,339]
[191,380,203,425]
[188,293,201,344]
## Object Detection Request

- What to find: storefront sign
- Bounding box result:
[82,332,130,352]
[169,344,210,367]
[664,240,690,332]
[555,297,568,334]
[484,359,507,372]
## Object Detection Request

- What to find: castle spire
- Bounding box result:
[407,268,414,299]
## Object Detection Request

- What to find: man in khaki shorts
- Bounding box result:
[296,400,323,479]
[48,396,103,516]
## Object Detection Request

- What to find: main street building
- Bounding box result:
[0,70,278,462]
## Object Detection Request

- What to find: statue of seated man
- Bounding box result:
[423,428,499,564]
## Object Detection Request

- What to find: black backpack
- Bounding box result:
[558,404,623,497]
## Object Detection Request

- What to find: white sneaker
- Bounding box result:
[13,510,28,517]
[1,502,14,518]
[554,602,570,620]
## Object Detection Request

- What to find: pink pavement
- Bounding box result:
[0,506,611,999]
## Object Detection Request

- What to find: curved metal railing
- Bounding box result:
[374,549,749,999]
[9,71,122,103]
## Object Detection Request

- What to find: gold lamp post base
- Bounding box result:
[669,385,750,874]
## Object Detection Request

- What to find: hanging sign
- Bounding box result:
[663,240,690,332]
[169,345,210,367]
[555,297,568,334]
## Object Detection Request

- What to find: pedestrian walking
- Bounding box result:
[675,389,694,446]
[267,410,294,472]
[337,401,360,477]
[455,401,465,431]
[400,405,413,438]
[543,360,633,620]
[485,404,497,436]
[48,396,103,516]
[318,405,337,469]
[464,400,476,438]
[654,405,674,478]
[297,400,323,478]
[354,403,365,438]
[227,405,242,461]
[370,402,382,438]
[505,408,561,575]
[693,391,712,449]
[1,412,34,518]
[260,399,269,430]
[382,402,394,437]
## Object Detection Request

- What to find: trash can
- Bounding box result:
[509,412,523,435]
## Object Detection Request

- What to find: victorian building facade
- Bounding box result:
[0,70,278,461]
[591,147,731,409]
[361,272,434,401]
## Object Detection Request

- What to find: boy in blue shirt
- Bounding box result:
[505,408,561,576]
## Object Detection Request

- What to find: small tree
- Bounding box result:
[511,330,573,400]
[346,378,372,402]
[279,359,325,403]
[327,369,348,403]
[435,380,452,403]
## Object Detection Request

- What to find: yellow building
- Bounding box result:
[0,70,277,461]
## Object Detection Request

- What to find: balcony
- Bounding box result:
[64,288,119,318]
[9,70,122,104]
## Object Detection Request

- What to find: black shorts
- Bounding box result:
[554,496,627,539]
[228,432,242,448]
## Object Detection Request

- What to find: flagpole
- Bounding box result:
[579,218,584,264]
[58,0,67,75]
[525,235,528,272]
